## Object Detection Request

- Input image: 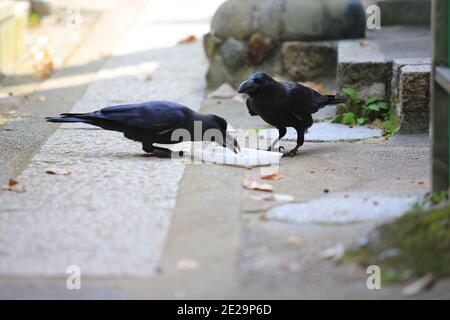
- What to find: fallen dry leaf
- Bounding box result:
[320,243,345,261]
[176,258,199,271]
[2,179,26,193]
[45,168,71,176]
[207,83,236,99]
[32,48,54,79]
[0,115,9,126]
[178,34,197,44]
[242,178,273,192]
[99,50,112,59]
[286,235,301,246]
[402,274,435,296]
[261,172,283,181]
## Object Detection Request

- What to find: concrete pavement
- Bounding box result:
[0,0,225,278]
[1,0,449,299]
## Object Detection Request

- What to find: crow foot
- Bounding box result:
[267,146,285,152]
[282,149,298,157]
[142,145,184,158]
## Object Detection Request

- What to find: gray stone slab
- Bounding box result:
[267,192,419,224]
[0,1,209,277]
[259,123,382,142]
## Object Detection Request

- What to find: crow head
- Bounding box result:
[208,115,241,154]
[238,72,277,96]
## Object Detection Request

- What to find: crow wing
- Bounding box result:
[283,82,326,114]
[246,99,258,116]
[78,101,189,133]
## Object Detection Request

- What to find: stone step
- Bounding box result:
[391,60,430,133]
[337,33,431,133]
[337,39,391,100]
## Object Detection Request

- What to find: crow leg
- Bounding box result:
[282,127,305,157]
[142,144,183,158]
[267,127,287,152]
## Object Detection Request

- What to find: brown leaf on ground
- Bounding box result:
[242,178,273,192]
[402,274,436,296]
[0,116,8,126]
[45,168,71,176]
[286,235,301,246]
[33,48,54,79]
[261,172,283,180]
[2,179,26,193]
[178,34,198,44]
[98,50,112,59]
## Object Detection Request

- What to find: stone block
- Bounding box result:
[397,64,430,133]
[337,40,392,99]
[281,41,337,80]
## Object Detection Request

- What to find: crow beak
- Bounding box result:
[238,80,257,94]
[225,132,241,154]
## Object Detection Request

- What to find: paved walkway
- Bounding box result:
[0,0,223,277]
[1,1,449,299]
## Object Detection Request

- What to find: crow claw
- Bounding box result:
[281,149,297,158]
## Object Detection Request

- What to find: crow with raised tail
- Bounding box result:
[238,72,345,157]
[47,100,240,158]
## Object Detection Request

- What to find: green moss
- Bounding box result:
[344,204,450,283]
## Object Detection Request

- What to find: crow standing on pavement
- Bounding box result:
[47,100,240,158]
[238,72,345,157]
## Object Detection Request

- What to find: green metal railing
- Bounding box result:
[431,0,450,192]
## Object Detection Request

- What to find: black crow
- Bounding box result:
[238,72,345,157]
[47,100,240,158]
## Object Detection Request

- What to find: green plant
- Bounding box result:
[412,190,449,210]
[29,12,41,28]
[331,88,394,132]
